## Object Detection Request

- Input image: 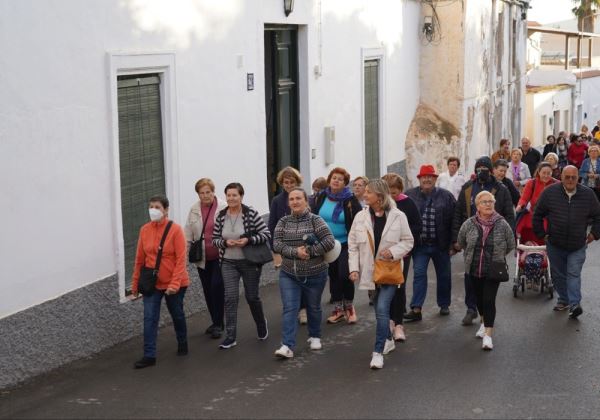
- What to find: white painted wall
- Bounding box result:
[525,87,573,146]
[579,76,600,128]
[0,0,421,318]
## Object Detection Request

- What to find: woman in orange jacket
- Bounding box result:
[131,195,190,369]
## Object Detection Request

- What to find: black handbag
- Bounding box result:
[188,200,215,263]
[242,236,273,265]
[489,259,509,282]
[138,221,173,296]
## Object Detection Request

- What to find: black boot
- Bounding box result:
[134,357,156,369]
[177,342,188,356]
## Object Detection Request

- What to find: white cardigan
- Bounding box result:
[184,197,227,268]
[348,207,414,290]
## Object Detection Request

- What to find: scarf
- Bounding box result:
[394,193,408,201]
[511,163,520,180]
[325,186,353,223]
[474,211,502,277]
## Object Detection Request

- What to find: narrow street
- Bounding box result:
[2,244,600,419]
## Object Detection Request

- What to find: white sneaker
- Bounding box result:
[383,339,396,355]
[475,323,486,339]
[307,337,322,350]
[370,352,384,369]
[482,335,494,350]
[274,345,294,358]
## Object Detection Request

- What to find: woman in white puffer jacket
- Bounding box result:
[348,179,413,370]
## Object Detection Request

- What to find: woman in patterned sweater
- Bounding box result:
[212,183,271,350]
[272,188,335,358]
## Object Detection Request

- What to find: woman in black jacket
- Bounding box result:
[312,167,363,324]
[383,173,421,341]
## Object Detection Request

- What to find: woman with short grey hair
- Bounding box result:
[457,191,514,351]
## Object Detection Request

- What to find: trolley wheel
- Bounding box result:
[520,277,526,294]
[539,276,545,294]
[513,284,518,298]
[548,286,554,300]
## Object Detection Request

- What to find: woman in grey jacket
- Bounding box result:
[457,191,514,351]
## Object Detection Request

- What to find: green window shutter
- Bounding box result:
[364,59,380,180]
[117,74,166,292]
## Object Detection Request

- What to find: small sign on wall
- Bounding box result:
[247,73,254,91]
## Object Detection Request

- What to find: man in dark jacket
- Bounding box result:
[533,166,600,319]
[493,159,521,206]
[451,156,515,326]
[520,137,541,176]
[404,165,456,321]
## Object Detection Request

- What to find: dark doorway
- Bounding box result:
[264,26,299,203]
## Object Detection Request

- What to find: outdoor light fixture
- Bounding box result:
[284,0,294,17]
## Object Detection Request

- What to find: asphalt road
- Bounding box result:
[2,244,600,419]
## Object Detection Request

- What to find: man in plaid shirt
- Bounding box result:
[404,165,456,321]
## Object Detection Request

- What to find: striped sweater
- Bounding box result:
[273,209,335,276]
[212,204,271,261]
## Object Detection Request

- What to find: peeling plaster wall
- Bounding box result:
[406,0,527,185]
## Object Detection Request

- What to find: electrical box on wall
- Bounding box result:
[324,126,335,165]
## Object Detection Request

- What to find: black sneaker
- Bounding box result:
[177,342,188,356]
[569,305,583,319]
[257,318,269,340]
[439,307,450,316]
[205,325,216,335]
[210,326,223,339]
[219,338,237,349]
[462,309,477,325]
[404,310,422,322]
[133,357,156,369]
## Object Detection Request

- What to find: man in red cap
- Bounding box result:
[404,165,456,321]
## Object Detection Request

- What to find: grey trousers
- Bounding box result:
[221,258,266,340]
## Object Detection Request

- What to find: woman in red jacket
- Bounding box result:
[515,162,559,244]
[567,134,589,169]
[132,195,190,369]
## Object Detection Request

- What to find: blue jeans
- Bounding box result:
[143,287,188,358]
[546,243,587,307]
[410,244,452,309]
[374,285,396,353]
[279,270,328,349]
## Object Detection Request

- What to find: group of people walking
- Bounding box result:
[129,132,600,370]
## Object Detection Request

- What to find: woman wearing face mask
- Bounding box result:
[213,183,271,349]
[131,195,190,369]
[515,162,559,245]
[506,148,531,192]
[542,135,557,159]
[579,145,600,201]
[312,167,363,324]
[184,178,227,339]
[272,188,335,358]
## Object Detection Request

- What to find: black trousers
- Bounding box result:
[328,243,354,303]
[197,260,224,328]
[390,256,411,324]
[467,275,500,328]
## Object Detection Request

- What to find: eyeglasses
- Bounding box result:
[563,175,578,180]
[479,200,495,205]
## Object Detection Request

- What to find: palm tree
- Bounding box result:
[572,0,600,32]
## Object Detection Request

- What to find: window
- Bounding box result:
[364,59,380,179]
[117,74,166,292]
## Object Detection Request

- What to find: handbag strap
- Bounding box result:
[366,230,376,259]
[198,200,215,240]
[155,221,173,271]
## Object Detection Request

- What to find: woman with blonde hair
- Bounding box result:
[506,148,531,192]
[349,179,413,368]
[185,178,227,339]
[457,191,515,351]
[544,152,561,180]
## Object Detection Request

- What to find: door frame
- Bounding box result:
[361,47,386,178]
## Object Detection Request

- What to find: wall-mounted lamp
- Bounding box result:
[284,0,294,17]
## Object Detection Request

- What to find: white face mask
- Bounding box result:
[149,208,164,222]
